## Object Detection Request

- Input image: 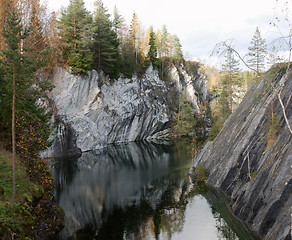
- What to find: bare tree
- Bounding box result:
[211,41,292,136]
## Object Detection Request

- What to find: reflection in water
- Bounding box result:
[53,140,260,240]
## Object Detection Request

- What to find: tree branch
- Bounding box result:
[212,41,292,137]
[277,92,292,135]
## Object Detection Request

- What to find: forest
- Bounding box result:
[57,0,186,78]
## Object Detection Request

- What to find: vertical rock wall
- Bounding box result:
[45,65,207,157]
[191,65,292,240]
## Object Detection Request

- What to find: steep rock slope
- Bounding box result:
[191,65,292,240]
[45,65,207,157]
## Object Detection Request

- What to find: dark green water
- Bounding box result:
[52,140,260,240]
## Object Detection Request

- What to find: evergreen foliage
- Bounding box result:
[172,34,185,64]
[59,0,93,75]
[0,8,52,128]
[219,48,241,116]
[238,71,256,88]
[147,26,159,68]
[92,0,121,79]
[112,5,125,36]
[208,49,242,140]
[57,0,186,79]
[0,7,53,202]
[173,93,196,137]
[161,25,170,58]
[120,36,136,78]
[248,27,267,73]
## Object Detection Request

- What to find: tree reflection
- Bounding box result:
[53,140,260,240]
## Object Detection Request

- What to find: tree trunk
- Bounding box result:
[12,67,16,203]
[98,43,101,71]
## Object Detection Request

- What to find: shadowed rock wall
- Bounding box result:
[191,65,292,240]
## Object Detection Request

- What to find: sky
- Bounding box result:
[44,0,292,68]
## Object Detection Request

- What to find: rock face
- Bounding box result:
[191,65,292,240]
[45,65,207,157]
[169,65,205,112]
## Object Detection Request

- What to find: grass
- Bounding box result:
[0,148,42,239]
[0,149,41,203]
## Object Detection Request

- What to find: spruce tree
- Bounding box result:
[92,0,121,79]
[0,7,52,203]
[219,48,240,117]
[248,27,267,73]
[172,34,184,64]
[112,5,125,37]
[147,26,159,68]
[161,25,170,58]
[120,36,136,78]
[59,0,93,75]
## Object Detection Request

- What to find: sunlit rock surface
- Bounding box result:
[45,65,207,157]
[191,65,292,240]
[47,66,171,155]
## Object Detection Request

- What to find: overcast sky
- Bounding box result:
[44,0,291,68]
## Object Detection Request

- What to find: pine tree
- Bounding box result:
[92,0,121,79]
[129,13,139,69]
[129,13,146,75]
[248,27,267,73]
[59,0,93,75]
[112,7,133,78]
[0,7,52,203]
[218,73,232,119]
[147,26,159,68]
[156,29,162,58]
[171,34,184,64]
[112,5,125,37]
[155,25,171,79]
[219,48,240,116]
[119,34,136,78]
[161,25,170,58]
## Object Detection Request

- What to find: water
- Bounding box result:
[52,140,260,240]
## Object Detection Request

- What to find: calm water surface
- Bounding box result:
[52,140,260,240]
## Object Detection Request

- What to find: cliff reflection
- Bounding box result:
[53,140,193,239]
[53,140,259,240]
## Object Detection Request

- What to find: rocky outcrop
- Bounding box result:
[46,66,171,156]
[169,63,208,111]
[45,64,207,157]
[191,65,292,240]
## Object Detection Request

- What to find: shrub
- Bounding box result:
[192,163,209,183]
